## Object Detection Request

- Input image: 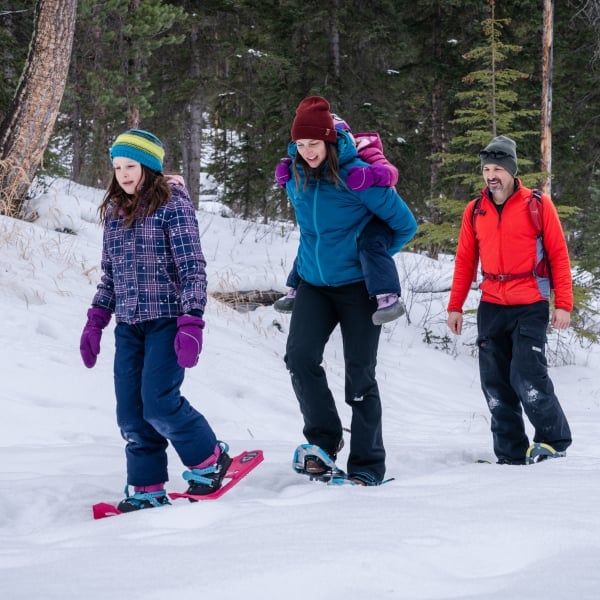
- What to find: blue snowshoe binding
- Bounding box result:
[293,443,348,484]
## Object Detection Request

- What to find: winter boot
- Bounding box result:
[496,458,527,465]
[117,486,170,513]
[182,441,232,496]
[372,294,406,325]
[347,472,384,486]
[273,288,296,313]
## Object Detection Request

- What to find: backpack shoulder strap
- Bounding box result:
[527,189,543,236]
[470,194,484,282]
[471,193,485,230]
[527,189,553,288]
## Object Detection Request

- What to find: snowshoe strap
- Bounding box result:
[183,441,230,485]
[123,486,169,507]
[182,463,221,485]
[526,442,559,464]
[292,443,337,473]
[348,471,383,486]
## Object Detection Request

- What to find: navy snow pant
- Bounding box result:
[476,301,572,462]
[286,217,400,298]
[284,280,386,480]
[114,318,217,487]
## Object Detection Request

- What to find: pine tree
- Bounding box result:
[575,169,600,280]
[440,0,540,194]
[415,0,540,257]
[60,0,186,187]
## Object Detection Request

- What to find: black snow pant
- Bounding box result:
[476,300,572,462]
[284,280,386,481]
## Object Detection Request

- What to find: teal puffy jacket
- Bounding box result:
[285,129,417,287]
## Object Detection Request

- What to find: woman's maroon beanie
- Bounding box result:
[291,96,337,143]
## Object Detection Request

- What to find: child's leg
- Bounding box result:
[357,217,401,297]
[275,257,300,312]
[114,322,170,488]
[286,256,301,289]
[140,318,218,469]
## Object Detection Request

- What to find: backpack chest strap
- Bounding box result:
[481,270,536,282]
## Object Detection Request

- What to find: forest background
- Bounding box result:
[0,1,599,296]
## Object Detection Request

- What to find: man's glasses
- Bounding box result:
[479,150,514,160]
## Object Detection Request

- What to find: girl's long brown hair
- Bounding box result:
[99,166,171,227]
[292,142,342,190]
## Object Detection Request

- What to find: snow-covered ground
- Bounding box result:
[1,178,599,599]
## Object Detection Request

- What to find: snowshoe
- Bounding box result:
[526,442,566,464]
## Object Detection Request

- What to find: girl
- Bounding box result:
[80,129,230,511]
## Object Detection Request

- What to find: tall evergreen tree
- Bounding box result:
[441,0,540,194]
[59,0,186,187]
[413,0,540,257]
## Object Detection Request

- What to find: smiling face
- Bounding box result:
[482,163,515,203]
[113,156,144,194]
[295,139,327,169]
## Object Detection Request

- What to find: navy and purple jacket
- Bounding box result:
[92,183,207,324]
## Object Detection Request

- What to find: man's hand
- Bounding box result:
[447,311,463,335]
[551,308,571,330]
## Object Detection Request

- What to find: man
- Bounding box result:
[447,135,572,465]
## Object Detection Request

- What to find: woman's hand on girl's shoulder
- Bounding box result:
[165,174,186,187]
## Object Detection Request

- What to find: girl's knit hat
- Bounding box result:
[480,135,518,176]
[291,96,337,143]
[110,129,165,173]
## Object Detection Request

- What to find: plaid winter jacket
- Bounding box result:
[92,183,207,323]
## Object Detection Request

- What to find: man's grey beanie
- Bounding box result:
[480,135,518,176]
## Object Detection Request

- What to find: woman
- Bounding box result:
[283,97,417,485]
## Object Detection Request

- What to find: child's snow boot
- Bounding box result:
[273,288,296,313]
[182,441,232,496]
[117,485,170,513]
[372,294,405,325]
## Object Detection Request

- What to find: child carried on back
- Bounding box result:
[274,114,405,325]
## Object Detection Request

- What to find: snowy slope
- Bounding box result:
[1,178,599,600]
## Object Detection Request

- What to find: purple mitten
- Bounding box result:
[174,315,205,368]
[80,307,112,368]
[347,163,391,191]
[274,158,292,187]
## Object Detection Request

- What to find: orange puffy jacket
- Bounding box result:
[447,181,573,313]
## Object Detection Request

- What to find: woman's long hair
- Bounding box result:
[292,142,342,190]
[99,166,171,227]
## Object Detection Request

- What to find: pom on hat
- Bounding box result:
[332,113,352,133]
[291,96,337,143]
[110,129,165,173]
[480,135,518,176]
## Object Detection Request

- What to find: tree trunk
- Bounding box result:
[329,0,341,81]
[182,19,203,208]
[540,0,554,195]
[0,0,78,217]
[126,0,141,129]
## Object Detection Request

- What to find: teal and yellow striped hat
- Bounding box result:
[109,129,164,173]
